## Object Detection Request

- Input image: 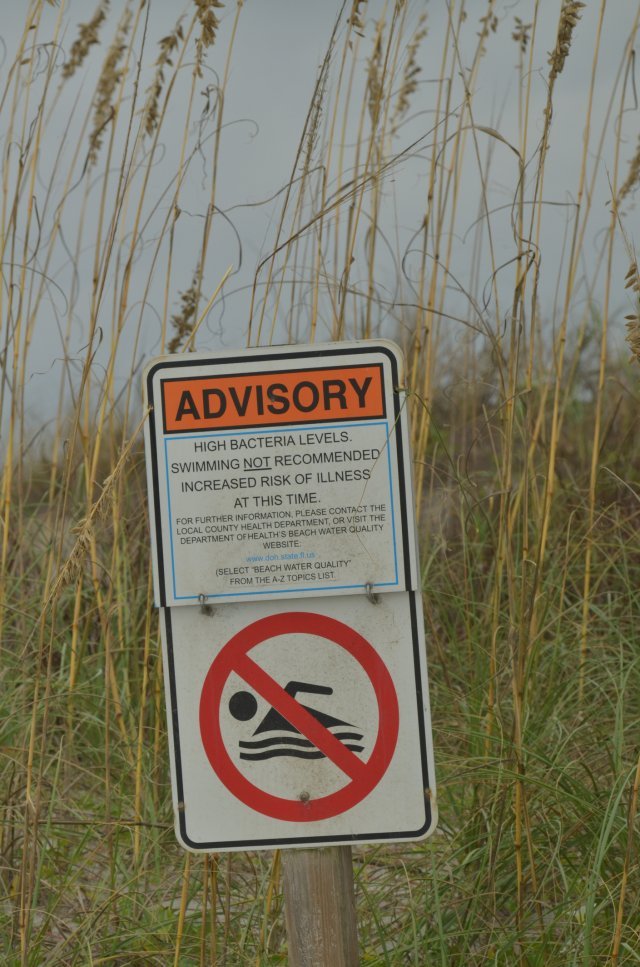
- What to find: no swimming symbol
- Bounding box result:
[229,681,365,761]
[199,612,400,822]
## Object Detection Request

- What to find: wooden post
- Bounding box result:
[282,845,360,966]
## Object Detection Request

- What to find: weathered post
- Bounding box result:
[282,846,359,966]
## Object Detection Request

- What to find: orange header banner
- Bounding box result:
[161,364,385,433]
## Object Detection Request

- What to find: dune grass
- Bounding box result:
[1,1,640,963]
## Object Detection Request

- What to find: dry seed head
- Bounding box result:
[392,13,427,134]
[193,0,224,77]
[63,0,110,79]
[476,2,498,56]
[624,262,640,294]
[617,136,640,206]
[194,0,224,48]
[88,10,131,166]
[548,1,585,83]
[624,261,640,363]
[478,9,498,39]
[625,317,640,362]
[169,271,200,353]
[143,21,184,137]
[349,0,368,37]
[304,59,330,172]
[512,17,532,55]
[367,31,383,124]
[194,0,224,59]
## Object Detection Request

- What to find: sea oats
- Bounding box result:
[143,21,184,137]
[194,0,224,48]
[349,0,368,37]
[624,261,640,362]
[512,16,532,55]
[304,60,329,172]
[193,0,224,76]
[548,1,585,83]
[626,319,640,361]
[474,2,498,58]
[367,31,383,125]
[88,9,131,166]
[392,13,427,134]
[618,136,640,205]
[478,8,498,39]
[62,0,110,79]
[168,271,200,353]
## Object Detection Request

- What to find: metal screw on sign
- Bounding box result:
[198,593,214,616]
[365,582,380,605]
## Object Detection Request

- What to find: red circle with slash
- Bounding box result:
[199,612,399,822]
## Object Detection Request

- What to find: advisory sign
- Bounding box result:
[144,341,418,607]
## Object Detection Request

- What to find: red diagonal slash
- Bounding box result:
[233,653,369,783]
[199,611,399,822]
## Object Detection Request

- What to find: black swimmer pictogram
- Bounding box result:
[228,681,364,761]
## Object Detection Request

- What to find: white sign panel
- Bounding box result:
[144,341,418,607]
[160,591,436,851]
